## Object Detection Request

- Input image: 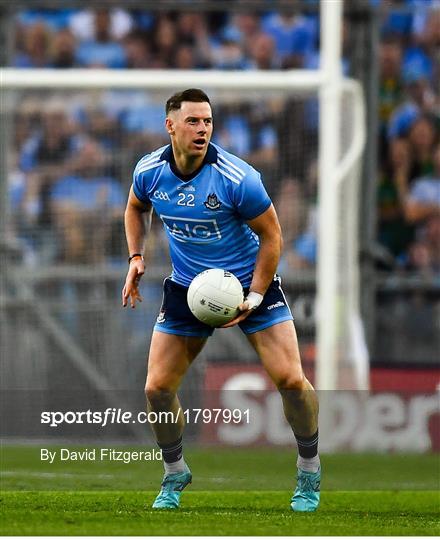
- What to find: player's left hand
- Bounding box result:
[220,292,263,328]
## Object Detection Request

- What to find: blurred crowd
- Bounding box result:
[376,2,439,277]
[12,7,321,70]
[6,1,440,277]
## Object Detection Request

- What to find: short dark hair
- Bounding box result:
[166,88,211,115]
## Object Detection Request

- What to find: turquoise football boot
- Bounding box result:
[290,467,321,512]
[152,465,192,509]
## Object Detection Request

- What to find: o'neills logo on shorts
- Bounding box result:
[156,311,166,323]
[267,301,284,310]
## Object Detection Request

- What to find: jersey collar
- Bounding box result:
[160,143,218,181]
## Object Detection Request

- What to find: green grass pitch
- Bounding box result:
[1,446,439,535]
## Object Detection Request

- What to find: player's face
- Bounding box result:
[166,101,213,158]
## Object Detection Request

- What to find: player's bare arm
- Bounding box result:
[221,204,282,328]
[122,186,152,308]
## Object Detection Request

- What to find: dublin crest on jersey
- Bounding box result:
[204,193,222,210]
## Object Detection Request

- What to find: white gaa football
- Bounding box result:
[187,269,244,327]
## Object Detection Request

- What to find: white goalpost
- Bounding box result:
[0,0,368,391]
[317,0,368,391]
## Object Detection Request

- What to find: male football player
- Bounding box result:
[122,89,320,511]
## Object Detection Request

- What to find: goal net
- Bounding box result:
[0,67,367,444]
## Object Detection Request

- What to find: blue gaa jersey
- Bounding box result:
[132,142,272,288]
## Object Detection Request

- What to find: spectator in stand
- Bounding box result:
[248,32,280,70]
[387,63,436,141]
[406,115,438,180]
[16,8,76,32]
[20,100,77,175]
[410,0,439,42]
[246,102,280,180]
[277,161,319,271]
[404,142,440,225]
[173,45,198,70]
[424,214,440,273]
[276,92,318,183]
[130,10,155,33]
[378,36,404,166]
[8,153,36,264]
[12,99,41,161]
[404,143,440,273]
[11,99,80,262]
[377,117,438,261]
[69,7,133,42]
[210,27,250,70]
[75,8,127,68]
[19,100,79,230]
[50,138,124,264]
[50,28,77,68]
[84,107,121,152]
[151,15,178,68]
[212,101,278,187]
[123,31,153,69]
[229,13,261,58]
[274,177,308,250]
[176,12,205,47]
[406,215,440,275]
[175,13,212,68]
[377,138,415,258]
[212,106,253,157]
[391,114,437,235]
[261,10,317,68]
[119,91,168,151]
[13,21,52,67]
[380,0,414,38]
[405,2,439,84]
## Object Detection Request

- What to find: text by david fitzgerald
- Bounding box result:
[40,448,162,464]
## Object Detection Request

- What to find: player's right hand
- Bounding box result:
[220,291,264,328]
[122,259,145,308]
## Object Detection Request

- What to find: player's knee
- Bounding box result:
[275,371,306,392]
[144,384,175,409]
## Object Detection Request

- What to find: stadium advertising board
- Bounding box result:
[202,365,440,452]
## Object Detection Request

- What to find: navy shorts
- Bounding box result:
[154,276,293,337]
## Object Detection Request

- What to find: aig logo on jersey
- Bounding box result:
[160,214,221,244]
[204,193,222,210]
[154,190,170,201]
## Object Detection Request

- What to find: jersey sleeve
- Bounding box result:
[132,165,151,204]
[233,168,272,220]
